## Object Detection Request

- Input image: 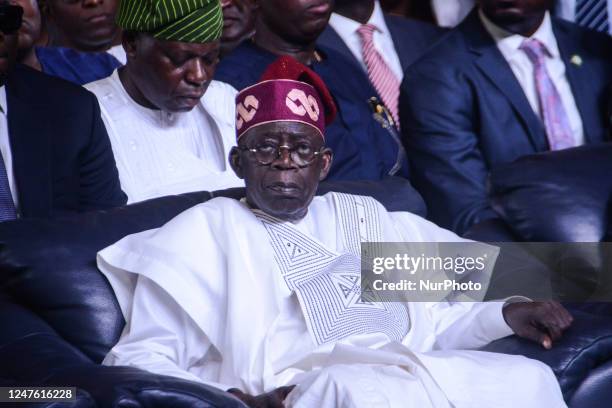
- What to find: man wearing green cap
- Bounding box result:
[86,0,243,204]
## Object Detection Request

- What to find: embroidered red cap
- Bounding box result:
[235,55,337,140]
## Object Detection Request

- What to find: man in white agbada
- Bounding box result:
[98,56,572,408]
[85,0,243,204]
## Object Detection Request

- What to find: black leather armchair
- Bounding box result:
[1,172,611,407]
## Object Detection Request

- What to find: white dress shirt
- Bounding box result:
[86,71,243,204]
[0,86,19,210]
[328,0,404,80]
[431,0,475,27]
[480,11,585,146]
[556,0,612,34]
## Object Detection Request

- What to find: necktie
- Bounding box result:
[357,24,401,127]
[0,147,17,222]
[575,0,609,33]
[520,39,576,151]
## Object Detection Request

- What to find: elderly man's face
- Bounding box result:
[230,121,333,222]
[124,33,220,113]
[0,1,20,84]
[47,0,119,51]
[258,0,333,43]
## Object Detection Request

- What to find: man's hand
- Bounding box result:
[227,386,295,408]
[503,301,573,349]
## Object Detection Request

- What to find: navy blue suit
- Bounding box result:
[318,14,445,75]
[5,64,126,218]
[215,41,409,181]
[401,11,611,234]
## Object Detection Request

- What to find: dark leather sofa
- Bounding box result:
[1,144,611,407]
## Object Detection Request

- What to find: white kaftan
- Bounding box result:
[97,193,566,408]
[86,71,243,204]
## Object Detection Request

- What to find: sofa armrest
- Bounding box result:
[44,365,248,408]
[482,311,612,401]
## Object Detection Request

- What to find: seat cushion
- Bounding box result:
[489,144,612,242]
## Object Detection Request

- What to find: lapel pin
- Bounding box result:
[570,54,583,66]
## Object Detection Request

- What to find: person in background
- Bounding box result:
[216,0,411,181]
[401,0,611,235]
[0,1,126,222]
[14,0,121,84]
[99,56,571,408]
[43,0,124,61]
[431,0,612,31]
[320,0,445,128]
[220,0,256,58]
[85,0,243,204]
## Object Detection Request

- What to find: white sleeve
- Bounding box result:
[103,275,229,391]
[427,301,514,350]
[389,211,513,349]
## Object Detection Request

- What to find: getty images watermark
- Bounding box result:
[361,242,612,303]
[361,242,498,302]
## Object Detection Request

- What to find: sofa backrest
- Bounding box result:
[0,178,425,363]
[489,144,612,242]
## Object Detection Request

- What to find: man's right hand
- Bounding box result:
[228,386,295,408]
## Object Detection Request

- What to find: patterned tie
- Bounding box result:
[357,24,401,126]
[575,0,609,33]
[520,39,576,151]
[0,148,17,222]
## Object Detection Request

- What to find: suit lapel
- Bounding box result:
[463,11,548,151]
[384,14,411,72]
[6,66,52,218]
[553,21,600,144]
[318,26,361,70]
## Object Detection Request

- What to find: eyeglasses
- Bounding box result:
[238,143,324,167]
[0,5,22,35]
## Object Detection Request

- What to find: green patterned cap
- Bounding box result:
[117,0,223,43]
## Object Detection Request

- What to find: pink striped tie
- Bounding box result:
[357,24,401,127]
[520,39,576,151]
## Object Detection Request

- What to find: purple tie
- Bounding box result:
[520,39,576,151]
[0,150,17,222]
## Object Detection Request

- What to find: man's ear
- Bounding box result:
[122,31,138,61]
[318,147,333,181]
[229,147,246,179]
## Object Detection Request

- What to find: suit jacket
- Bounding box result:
[318,14,445,75]
[400,10,611,234]
[215,41,410,180]
[5,64,126,219]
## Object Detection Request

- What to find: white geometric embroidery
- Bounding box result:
[236,95,259,130]
[285,88,320,122]
[256,194,410,346]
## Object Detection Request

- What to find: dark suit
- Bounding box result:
[318,14,445,75]
[5,64,126,219]
[400,10,611,234]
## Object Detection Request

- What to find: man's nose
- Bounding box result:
[83,0,104,7]
[271,147,299,170]
[186,59,209,85]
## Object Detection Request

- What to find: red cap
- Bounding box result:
[235,56,337,140]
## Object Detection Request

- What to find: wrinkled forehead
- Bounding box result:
[241,121,324,145]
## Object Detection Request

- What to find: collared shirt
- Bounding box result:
[556,0,612,34]
[480,10,585,146]
[328,0,404,80]
[431,0,475,27]
[0,86,19,210]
